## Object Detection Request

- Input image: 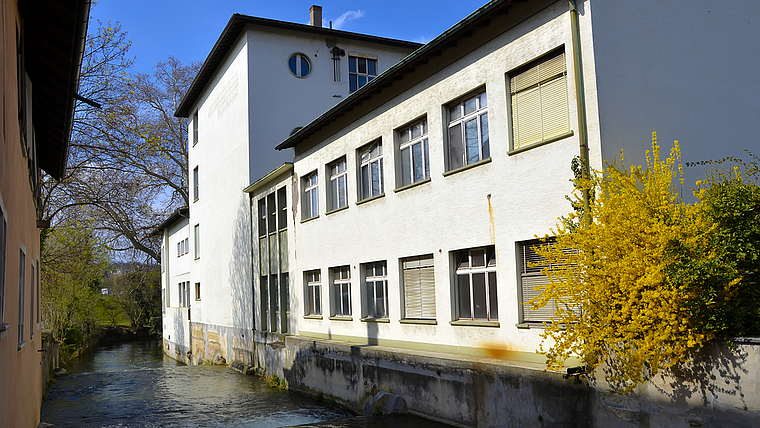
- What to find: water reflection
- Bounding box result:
[41,341,451,428]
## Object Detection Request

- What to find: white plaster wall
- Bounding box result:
[187,33,251,333]
[162,219,190,350]
[588,0,760,191]
[289,2,592,357]
[185,24,418,337]
[246,28,418,184]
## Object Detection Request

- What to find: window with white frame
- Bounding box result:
[18,247,26,347]
[0,203,7,331]
[358,140,384,200]
[192,111,199,145]
[447,90,489,171]
[328,157,348,212]
[348,55,376,92]
[193,166,199,201]
[518,239,576,323]
[305,269,321,316]
[288,53,311,78]
[178,281,191,307]
[195,282,201,301]
[363,261,388,319]
[401,254,436,319]
[509,48,570,150]
[454,246,498,321]
[398,118,430,187]
[194,225,200,259]
[303,171,319,220]
[331,266,351,317]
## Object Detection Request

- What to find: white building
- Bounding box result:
[163,7,420,364]
[164,1,760,425]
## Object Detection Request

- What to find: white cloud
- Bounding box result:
[331,10,365,30]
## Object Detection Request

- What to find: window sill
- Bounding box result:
[394,177,431,193]
[442,157,492,177]
[0,323,9,332]
[356,193,385,206]
[329,316,353,321]
[17,340,28,351]
[325,205,349,216]
[361,317,390,323]
[516,322,567,330]
[193,198,199,203]
[400,319,437,325]
[450,320,500,328]
[300,215,319,224]
[508,130,574,156]
[303,315,323,320]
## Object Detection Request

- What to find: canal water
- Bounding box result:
[41,341,452,428]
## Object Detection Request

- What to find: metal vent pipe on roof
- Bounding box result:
[310,5,322,27]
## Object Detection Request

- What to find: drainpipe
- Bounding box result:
[569,0,591,225]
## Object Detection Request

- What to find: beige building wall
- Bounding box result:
[0,1,43,426]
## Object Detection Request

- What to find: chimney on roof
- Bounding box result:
[310,5,322,27]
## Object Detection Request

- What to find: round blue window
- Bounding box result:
[288,53,311,78]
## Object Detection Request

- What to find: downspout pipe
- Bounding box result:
[569,0,591,225]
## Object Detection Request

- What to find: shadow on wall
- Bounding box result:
[172,307,187,362]
[229,196,254,364]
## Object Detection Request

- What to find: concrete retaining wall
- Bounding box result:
[165,323,760,428]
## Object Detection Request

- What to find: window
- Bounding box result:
[328,158,348,212]
[18,247,26,348]
[358,140,384,200]
[256,187,289,332]
[0,203,7,331]
[29,260,35,339]
[288,53,311,78]
[36,259,40,327]
[178,238,189,257]
[401,255,436,319]
[447,90,489,171]
[331,266,351,317]
[193,166,199,201]
[303,171,319,220]
[454,246,498,321]
[178,282,191,307]
[509,49,570,150]
[305,270,321,316]
[518,239,575,323]
[195,282,201,301]
[192,111,199,145]
[363,261,388,318]
[349,55,376,92]
[194,225,200,259]
[397,118,430,187]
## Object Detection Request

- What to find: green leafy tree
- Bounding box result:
[41,222,109,344]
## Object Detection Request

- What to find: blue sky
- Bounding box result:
[90,1,490,74]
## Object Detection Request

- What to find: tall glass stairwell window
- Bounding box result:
[257,187,289,333]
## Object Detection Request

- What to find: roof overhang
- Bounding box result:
[275,0,530,152]
[243,163,293,194]
[21,0,91,180]
[154,206,190,235]
[175,14,421,118]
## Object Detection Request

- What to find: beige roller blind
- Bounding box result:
[402,255,436,319]
[510,49,569,149]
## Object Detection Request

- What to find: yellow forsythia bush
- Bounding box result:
[534,134,714,392]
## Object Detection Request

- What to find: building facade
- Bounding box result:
[0,0,90,426]
[162,0,760,425]
[163,7,420,365]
